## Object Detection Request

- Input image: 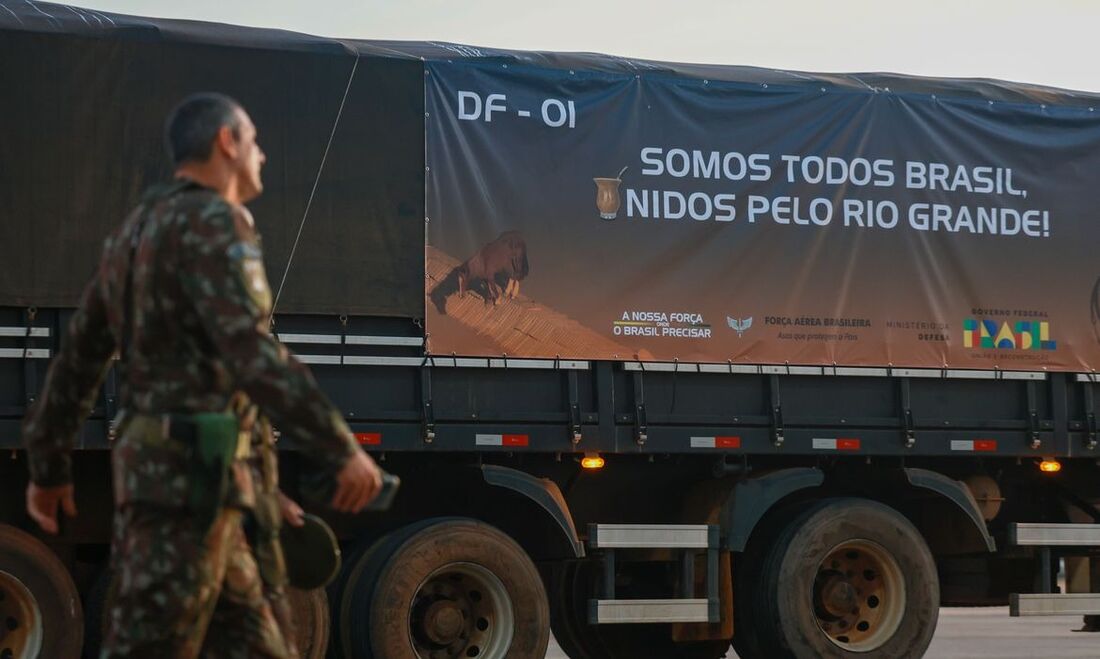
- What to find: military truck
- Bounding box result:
[3,2,1100,658]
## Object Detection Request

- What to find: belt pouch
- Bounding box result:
[186,412,240,533]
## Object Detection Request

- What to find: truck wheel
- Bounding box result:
[80,566,114,658]
[549,560,728,659]
[546,561,608,659]
[0,524,83,659]
[755,498,939,658]
[285,587,329,659]
[732,501,801,659]
[343,518,549,659]
[328,531,388,658]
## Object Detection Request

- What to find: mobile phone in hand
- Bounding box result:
[366,472,400,511]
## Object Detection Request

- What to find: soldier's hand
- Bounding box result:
[277,490,306,527]
[331,450,382,513]
[26,482,78,535]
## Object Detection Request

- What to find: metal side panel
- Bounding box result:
[344,335,425,347]
[0,348,50,358]
[1010,594,1100,616]
[761,365,822,376]
[589,599,711,624]
[0,327,50,337]
[1009,523,1100,546]
[296,354,342,365]
[621,362,699,373]
[276,333,341,344]
[825,366,890,377]
[697,363,761,375]
[618,361,1049,379]
[589,524,711,549]
[341,355,591,370]
[892,368,942,379]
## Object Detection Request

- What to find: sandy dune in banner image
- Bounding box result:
[425,245,638,359]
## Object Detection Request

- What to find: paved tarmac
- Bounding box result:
[545,607,1100,658]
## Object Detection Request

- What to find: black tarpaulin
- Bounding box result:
[0,1,425,317]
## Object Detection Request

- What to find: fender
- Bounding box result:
[481,464,584,558]
[903,467,996,552]
[723,467,825,552]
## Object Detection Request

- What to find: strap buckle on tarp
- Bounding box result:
[1084,381,1097,451]
[899,374,915,449]
[769,373,784,448]
[633,361,647,446]
[420,354,435,444]
[21,306,38,411]
[560,355,582,445]
[1026,380,1041,450]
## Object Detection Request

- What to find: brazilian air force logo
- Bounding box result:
[727,316,753,338]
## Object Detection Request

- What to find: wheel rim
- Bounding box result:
[811,539,905,652]
[0,570,44,659]
[409,562,514,659]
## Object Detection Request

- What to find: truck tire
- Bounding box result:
[333,530,402,658]
[285,586,329,659]
[0,524,83,659]
[546,560,608,659]
[80,566,114,659]
[731,508,786,659]
[342,518,549,659]
[753,498,939,658]
[549,560,728,659]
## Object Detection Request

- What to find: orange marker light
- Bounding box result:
[1039,459,1062,474]
[581,454,605,470]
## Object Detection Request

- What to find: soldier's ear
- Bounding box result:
[214,124,240,161]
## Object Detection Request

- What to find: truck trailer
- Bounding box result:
[3,2,1100,658]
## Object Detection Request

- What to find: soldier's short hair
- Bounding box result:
[165,93,244,166]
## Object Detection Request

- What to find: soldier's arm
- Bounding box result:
[22,272,116,486]
[179,204,359,476]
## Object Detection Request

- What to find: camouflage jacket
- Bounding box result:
[22,179,359,490]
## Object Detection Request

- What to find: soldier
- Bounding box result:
[22,92,382,657]
[248,409,306,651]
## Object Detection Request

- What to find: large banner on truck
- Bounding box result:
[424,60,1100,371]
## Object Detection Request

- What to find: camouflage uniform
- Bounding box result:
[22,178,360,658]
[247,413,300,650]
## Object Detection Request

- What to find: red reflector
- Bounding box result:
[502,434,529,447]
[837,438,861,450]
[355,432,382,446]
[716,436,741,448]
[974,439,997,452]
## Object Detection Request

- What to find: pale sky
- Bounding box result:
[63,0,1100,93]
